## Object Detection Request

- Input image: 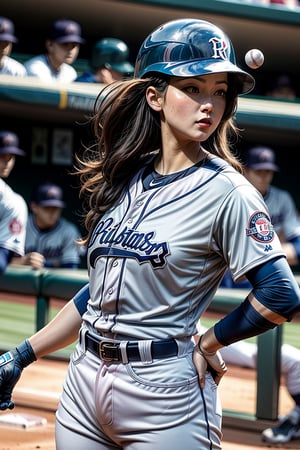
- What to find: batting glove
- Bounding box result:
[0,340,36,410]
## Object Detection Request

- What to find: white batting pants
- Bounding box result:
[55,336,223,450]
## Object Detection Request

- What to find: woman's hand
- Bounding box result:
[192,335,227,388]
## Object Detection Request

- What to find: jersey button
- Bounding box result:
[108,288,113,295]
[128,218,133,223]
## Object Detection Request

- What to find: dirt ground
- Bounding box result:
[0,358,299,450]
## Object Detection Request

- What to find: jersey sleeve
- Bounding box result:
[214,183,285,282]
[0,188,27,256]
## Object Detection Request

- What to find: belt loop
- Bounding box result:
[119,341,129,364]
[80,327,88,352]
[138,340,153,364]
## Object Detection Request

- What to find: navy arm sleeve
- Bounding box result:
[73,283,90,316]
[214,256,300,346]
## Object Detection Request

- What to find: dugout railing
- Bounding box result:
[0,265,288,422]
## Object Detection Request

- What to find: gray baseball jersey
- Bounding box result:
[264,185,300,241]
[0,178,27,256]
[25,214,82,267]
[84,155,284,340]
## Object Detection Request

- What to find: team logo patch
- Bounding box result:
[246,211,274,243]
[9,219,22,234]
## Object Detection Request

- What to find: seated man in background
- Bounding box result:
[0,130,27,273]
[75,37,134,84]
[0,16,26,77]
[24,18,85,83]
[12,181,83,269]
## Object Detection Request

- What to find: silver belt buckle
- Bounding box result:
[98,341,120,361]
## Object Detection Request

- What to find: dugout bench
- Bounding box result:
[0,266,286,421]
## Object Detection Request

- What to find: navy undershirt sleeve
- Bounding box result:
[73,283,90,316]
[214,256,300,346]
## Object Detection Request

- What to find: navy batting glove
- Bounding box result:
[0,340,36,410]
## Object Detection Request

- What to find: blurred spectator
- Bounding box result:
[265,74,297,99]
[76,37,134,83]
[11,181,83,269]
[24,19,85,83]
[0,131,27,273]
[0,16,26,76]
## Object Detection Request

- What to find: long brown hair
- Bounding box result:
[76,75,243,245]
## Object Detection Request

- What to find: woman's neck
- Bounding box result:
[154,146,208,175]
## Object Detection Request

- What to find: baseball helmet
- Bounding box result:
[90,38,134,74]
[134,18,254,95]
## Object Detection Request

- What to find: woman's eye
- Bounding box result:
[216,89,227,97]
[184,86,200,94]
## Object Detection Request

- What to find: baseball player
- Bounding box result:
[1,18,300,450]
[0,17,26,77]
[11,181,83,269]
[24,19,85,83]
[75,38,134,83]
[0,130,27,273]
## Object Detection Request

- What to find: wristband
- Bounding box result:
[15,340,36,367]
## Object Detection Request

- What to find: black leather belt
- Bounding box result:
[85,332,178,362]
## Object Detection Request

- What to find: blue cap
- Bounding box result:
[0,17,18,43]
[0,131,25,156]
[31,182,65,208]
[244,146,279,172]
[47,19,85,44]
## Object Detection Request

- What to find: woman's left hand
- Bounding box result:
[192,342,227,388]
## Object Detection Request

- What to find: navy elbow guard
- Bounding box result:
[214,297,277,346]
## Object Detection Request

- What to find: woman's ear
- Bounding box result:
[146,86,163,111]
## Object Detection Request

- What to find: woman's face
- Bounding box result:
[157,72,228,146]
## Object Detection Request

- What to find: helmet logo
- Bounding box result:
[209,37,228,60]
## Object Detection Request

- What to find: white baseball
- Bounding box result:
[245,49,264,69]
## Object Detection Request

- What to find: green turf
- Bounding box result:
[0,299,75,358]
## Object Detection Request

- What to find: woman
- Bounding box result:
[1,18,300,450]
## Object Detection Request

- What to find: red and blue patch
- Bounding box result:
[246,211,274,243]
[9,219,22,234]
